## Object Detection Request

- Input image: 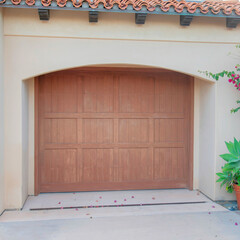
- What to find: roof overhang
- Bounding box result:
[1,0,240,27]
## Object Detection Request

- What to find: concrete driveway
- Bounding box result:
[0,209,240,240]
[0,190,240,240]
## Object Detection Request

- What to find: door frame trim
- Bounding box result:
[34,77,40,195]
[189,77,194,190]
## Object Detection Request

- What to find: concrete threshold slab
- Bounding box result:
[23,189,210,211]
[0,202,227,223]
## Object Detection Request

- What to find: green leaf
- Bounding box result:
[226,186,234,193]
[225,162,240,171]
[216,178,224,183]
[225,141,237,155]
[234,138,240,155]
[228,157,240,163]
[222,162,240,172]
[220,153,238,162]
[219,72,225,77]
[231,107,240,113]
[220,179,228,187]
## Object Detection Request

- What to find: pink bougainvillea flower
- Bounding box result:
[114,200,117,203]
[232,74,235,77]
[235,84,238,87]
[131,196,135,198]
[235,66,238,68]
[232,81,236,84]
[124,198,127,201]
[228,79,232,83]
[58,202,61,204]
[235,222,238,226]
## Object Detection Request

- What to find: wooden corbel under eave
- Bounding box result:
[180,15,193,26]
[38,9,50,21]
[135,13,147,24]
[89,11,99,23]
[226,18,240,28]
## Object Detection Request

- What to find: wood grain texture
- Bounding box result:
[36,69,193,193]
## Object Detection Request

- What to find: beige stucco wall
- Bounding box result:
[2,8,240,209]
[197,79,217,200]
[215,70,240,200]
[0,8,4,214]
[28,78,34,196]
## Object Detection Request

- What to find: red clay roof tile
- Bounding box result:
[0,0,240,16]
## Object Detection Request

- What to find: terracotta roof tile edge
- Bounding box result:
[1,0,240,16]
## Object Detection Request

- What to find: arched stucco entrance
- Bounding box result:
[5,61,221,211]
[33,66,194,195]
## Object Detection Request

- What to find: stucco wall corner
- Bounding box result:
[214,76,240,201]
[0,8,5,214]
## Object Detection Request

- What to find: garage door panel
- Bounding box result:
[154,148,186,180]
[118,119,149,143]
[81,119,114,143]
[155,74,186,113]
[154,119,185,143]
[51,75,78,113]
[80,149,114,183]
[118,75,154,113]
[43,119,77,144]
[38,70,192,192]
[81,75,114,113]
[119,95,154,113]
[118,148,152,182]
[39,75,52,113]
[41,149,77,184]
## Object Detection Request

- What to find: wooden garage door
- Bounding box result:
[36,69,193,193]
